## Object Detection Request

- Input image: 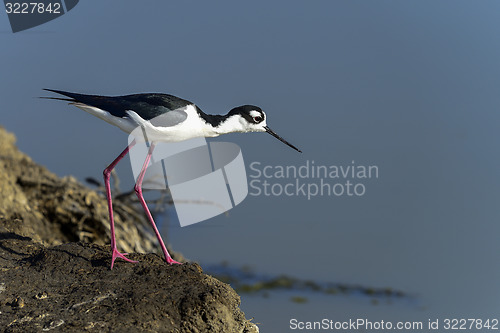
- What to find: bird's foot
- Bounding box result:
[110,248,138,269]
[166,257,182,265]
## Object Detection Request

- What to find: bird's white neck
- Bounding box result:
[211,115,249,135]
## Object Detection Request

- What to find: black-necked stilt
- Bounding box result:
[44,89,301,269]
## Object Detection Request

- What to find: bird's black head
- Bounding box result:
[229,105,265,124]
[226,105,301,153]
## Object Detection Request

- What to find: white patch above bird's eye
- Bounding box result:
[249,110,262,118]
[249,110,265,124]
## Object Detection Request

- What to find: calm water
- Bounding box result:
[2,1,500,332]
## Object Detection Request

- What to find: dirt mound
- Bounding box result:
[0,126,258,332]
[0,126,161,256]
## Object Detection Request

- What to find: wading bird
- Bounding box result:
[44,89,301,268]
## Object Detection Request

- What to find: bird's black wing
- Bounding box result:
[44,89,193,121]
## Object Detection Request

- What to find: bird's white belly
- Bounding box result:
[136,121,216,142]
[74,103,219,143]
[125,107,219,143]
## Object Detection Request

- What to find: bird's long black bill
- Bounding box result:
[264,126,302,153]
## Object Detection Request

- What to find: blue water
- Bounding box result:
[2,1,500,332]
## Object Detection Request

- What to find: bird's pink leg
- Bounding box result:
[135,142,181,265]
[104,140,138,269]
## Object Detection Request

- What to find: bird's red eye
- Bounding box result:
[254,116,263,123]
